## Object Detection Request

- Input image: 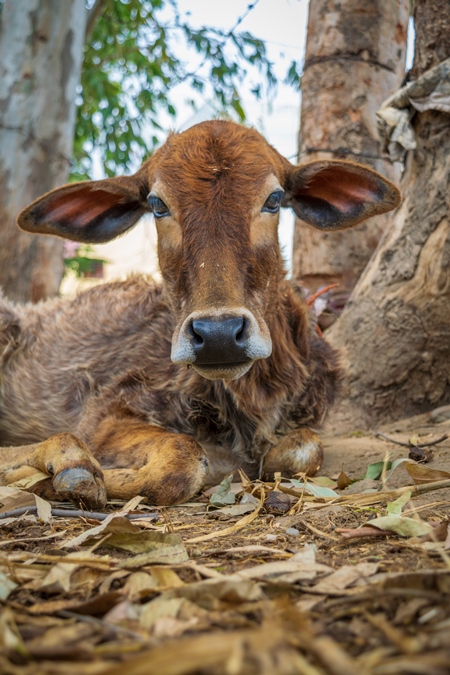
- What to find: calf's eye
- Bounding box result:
[148,194,170,218]
[262,190,283,214]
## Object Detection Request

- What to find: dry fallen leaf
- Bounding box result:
[264,490,291,514]
[140,596,186,630]
[0,608,28,659]
[0,571,17,600]
[291,543,317,564]
[123,571,156,599]
[364,514,434,538]
[170,576,264,605]
[211,502,256,517]
[312,563,379,594]
[62,496,144,548]
[186,491,264,543]
[117,532,189,567]
[337,469,352,490]
[7,470,49,490]
[386,491,412,515]
[0,485,52,522]
[289,478,339,498]
[150,566,184,588]
[236,560,332,584]
[28,590,124,616]
[403,462,450,484]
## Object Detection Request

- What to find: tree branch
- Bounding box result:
[85,0,108,40]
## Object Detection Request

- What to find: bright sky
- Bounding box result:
[172,0,307,153]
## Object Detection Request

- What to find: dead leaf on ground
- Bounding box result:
[208,502,256,517]
[116,532,189,567]
[403,462,450,484]
[170,576,264,605]
[62,496,144,548]
[364,514,434,538]
[2,418,450,675]
[0,571,18,600]
[236,560,332,584]
[312,563,379,594]
[0,486,52,522]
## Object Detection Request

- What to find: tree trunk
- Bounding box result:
[327,0,450,428]
[0,0,87,303]
[293,0,408,322]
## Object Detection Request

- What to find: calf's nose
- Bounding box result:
[190,316,248,364]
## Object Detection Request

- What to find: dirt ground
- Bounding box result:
[0,408,449,675]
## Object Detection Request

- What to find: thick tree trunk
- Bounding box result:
[293,0,408,318]
[327,0,450,428]
[0,0,87,303]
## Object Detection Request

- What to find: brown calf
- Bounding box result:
[0,121,400,508]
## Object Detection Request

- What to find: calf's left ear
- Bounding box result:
[284,160,401,230]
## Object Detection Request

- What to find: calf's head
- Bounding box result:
[18,120,400,380]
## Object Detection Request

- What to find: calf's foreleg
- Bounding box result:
[0,433,107,508]
[0,420,209,507]
[89,418,209,505]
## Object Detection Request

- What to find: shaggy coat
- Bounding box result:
[0,121,400,506]
[0,278,340,474]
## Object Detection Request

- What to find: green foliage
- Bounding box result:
[284,60,301,88]
[63,245,109,278]
[73,0,289,180]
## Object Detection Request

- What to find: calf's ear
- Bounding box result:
[284,160,401,230]
[17,174,147,244]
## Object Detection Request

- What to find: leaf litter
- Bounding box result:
[1,413,450,674]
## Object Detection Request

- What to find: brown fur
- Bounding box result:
[0,121,400,507]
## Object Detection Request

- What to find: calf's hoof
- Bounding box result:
[143,448,209,506]
[52,467,107,510]
[261,428,324,481]
[31,432,107,509]
[140,437,209,506]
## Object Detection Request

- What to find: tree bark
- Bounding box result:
[0,0,87,302]
[293,0,408,318]
[327,0,450,428]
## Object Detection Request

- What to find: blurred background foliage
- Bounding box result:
[73,0,300,180]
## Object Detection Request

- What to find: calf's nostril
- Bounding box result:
[235,317,246,344]
[190,322,205,346]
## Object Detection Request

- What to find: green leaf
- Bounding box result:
[364,515,433,538]
[289,479,339,498]
[210,474,236,507]
[386,491,412,515]
[309,476,337,488]
[364,460,391,481]
[385,457,415,482]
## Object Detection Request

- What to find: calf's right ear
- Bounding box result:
[284,160,401,231]
[18,174,148,244]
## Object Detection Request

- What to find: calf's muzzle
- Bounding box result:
[171,308,272,380]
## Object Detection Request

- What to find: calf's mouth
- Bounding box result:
[192,361,254,381]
